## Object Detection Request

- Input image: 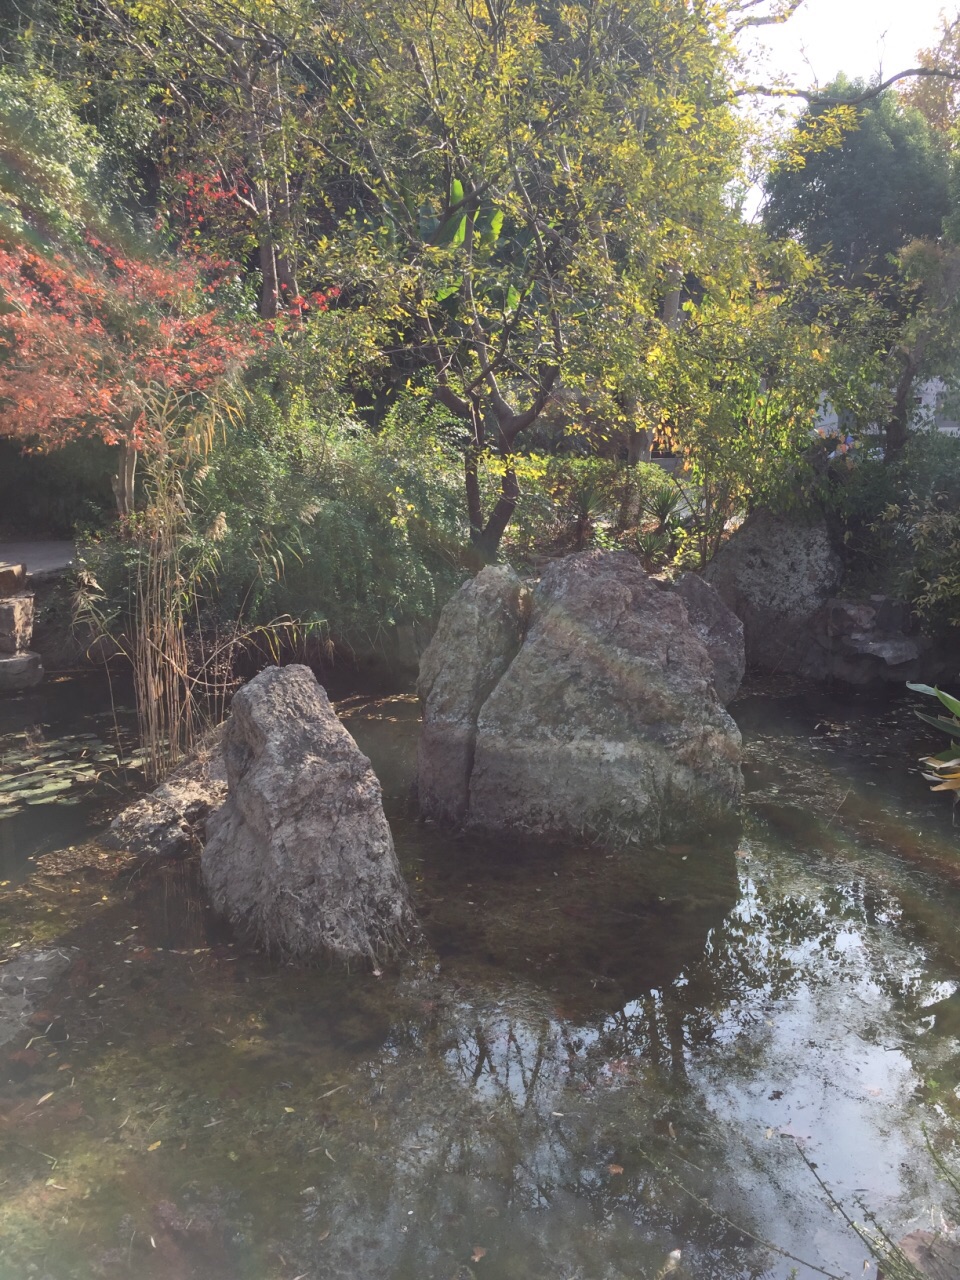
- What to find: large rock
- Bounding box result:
[203,665,416,964]
[417,566,531,825]
[104,732,228,859]
[672,572,745,705]
[704,510,842,672]
[419,552,742,846]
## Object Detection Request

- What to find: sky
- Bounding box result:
[741,0,952,91]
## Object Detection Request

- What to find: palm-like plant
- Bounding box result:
[907,682,960,809]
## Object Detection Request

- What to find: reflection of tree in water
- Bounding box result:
[306,835,959,1280]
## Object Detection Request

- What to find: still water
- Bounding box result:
[1,679,959,1280]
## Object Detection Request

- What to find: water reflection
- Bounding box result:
[2,693,960,1279]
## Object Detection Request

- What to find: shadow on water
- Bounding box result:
[2,683,960,1279]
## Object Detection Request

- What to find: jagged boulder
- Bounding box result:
[417,566,531,825]
[704,510,842,672]
[418,551,742,846]
[202,665,416,964]
[672,572,745,705]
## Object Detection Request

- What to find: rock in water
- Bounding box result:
[672,572,745,706]
[104,731,227,860]
[202,665,416,964]
[417,565,531,825]
[418,551,742,845]
[704,510,841,673]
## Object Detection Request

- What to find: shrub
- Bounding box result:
[78,392,468,661]
[822,430,960,630]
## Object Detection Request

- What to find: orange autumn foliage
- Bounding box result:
[0,234,259,456]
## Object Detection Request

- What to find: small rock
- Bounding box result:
[103,731,227,859]
[0,948,72,1048]
[0,593,34,654]
[0,650,44,691]
[0,563,25,596]
[704,510,841,672]
[878,1230,960,1280]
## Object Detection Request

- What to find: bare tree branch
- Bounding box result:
[737,65,960,105]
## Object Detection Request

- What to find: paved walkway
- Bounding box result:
[0,541,75,576]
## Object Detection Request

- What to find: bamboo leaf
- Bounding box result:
[915,710,960,738]
[935,688,960,718]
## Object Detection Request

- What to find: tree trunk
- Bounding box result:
[258,233,281,320]
[885,355,918,462]
[626,427,652,464]
[111,440,138,518]
[463,452,522,564]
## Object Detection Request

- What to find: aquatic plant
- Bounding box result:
[907,681,960,809]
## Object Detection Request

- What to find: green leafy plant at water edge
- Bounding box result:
[907,681,960,808]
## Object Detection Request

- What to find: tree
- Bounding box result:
[281,0,751,558]
[762,81,959,460]
[0,234,256,514]
[762,79,951,287]
[649,229,833,561]
[904,16,960,136]
[71,0,321,320]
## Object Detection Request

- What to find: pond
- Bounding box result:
[1,677,959,1280]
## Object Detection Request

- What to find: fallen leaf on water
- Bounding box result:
[607,1163,624,1175]
[471,1246,487,1262]
[147,1140,161,1151]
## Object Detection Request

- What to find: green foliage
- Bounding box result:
[0,67,107,244]
[822,430,960,630]
[907,682,960,805]
[499,456,671,562]
[80,392,467,657]
[652,233,831,564]
[763,80,951,286]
